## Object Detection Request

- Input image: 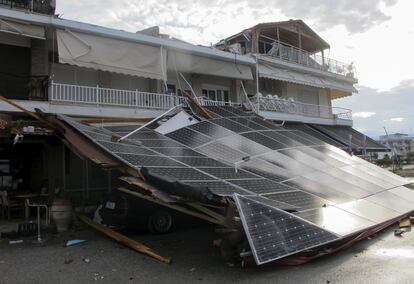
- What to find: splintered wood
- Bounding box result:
[79,215,172,264]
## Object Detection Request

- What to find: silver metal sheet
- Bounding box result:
[389,186,414,203]
[322,167,383,194]
[284,177,353,204]
[279,148,332,171]
[336,199,401,223]
[263,191,333,211]
[303,171,371,199]
[366,191,414,213]
[296,206,376,236]
[340,165,395,189]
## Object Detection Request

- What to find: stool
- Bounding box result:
[26,199,48,243]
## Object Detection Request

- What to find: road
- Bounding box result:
[0,222,413,283]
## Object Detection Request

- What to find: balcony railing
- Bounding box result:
[48,82,351,122]
[0,0,54,14]
[197,96,240,107]
[253,95,352,121]
[261,40,356,78]
[50,82,186,110]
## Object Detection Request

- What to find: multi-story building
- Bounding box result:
[2,2,414,266]
[379,133,414,158]
[215,21,387,155]
[0,2,255,201]
[0,3,387,204]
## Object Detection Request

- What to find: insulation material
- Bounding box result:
[56,29,167,80]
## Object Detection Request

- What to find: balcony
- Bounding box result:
[0,0,54,14]
[260,40,356,78]
[49,82,186,110]
[253,95,352,126]
[0,82,352,124]
[0,82,186,119]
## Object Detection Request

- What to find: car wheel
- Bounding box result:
[148,210,173,234]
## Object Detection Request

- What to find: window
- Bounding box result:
[202,87,229,102]
[167,84,176,95]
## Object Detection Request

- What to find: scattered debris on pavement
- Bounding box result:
[66,239,86,247]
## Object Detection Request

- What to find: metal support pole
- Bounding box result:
[37,206,41,242]
[118,105,182,142]
[255,56,260,112]
[96,84,99,107]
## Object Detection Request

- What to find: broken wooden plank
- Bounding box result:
[0,96,48,123]
[399,218,412,228]
[79,215,172,264]
[119,176,181,203]
[182,91,213,119]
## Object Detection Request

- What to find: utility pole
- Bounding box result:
[383,126,397,172]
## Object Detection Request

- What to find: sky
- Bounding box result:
[56,0,414,138]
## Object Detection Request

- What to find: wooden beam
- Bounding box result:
[182,91,212,119]
[117,187,226,226]
[79,215,172,264]
[0,96,48,123]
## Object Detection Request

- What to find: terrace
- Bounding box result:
[260,38,356,78]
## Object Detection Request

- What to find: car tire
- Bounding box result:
[147,210,173,234]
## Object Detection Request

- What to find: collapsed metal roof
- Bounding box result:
[45,104,414,265]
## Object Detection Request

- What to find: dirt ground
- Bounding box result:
[0,221,413,284]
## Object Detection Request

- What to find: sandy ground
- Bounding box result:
[0,221,413,284]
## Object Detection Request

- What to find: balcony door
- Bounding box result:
[0,43,30,100]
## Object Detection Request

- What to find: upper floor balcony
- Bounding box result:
[0,81,186,119]
[0,81,352,125]
[0,0,54,15]
[259,39,356,79]
[198,94,352,126]
[251,94,352,126]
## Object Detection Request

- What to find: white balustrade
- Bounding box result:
[49,82,185,110]
[255,96,352,121]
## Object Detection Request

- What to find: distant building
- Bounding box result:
[379,133,414,158]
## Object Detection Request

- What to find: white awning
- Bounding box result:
[0,18,45,39]
[56,29,167,80]
[167,51,253,80]
[258,63,357,93]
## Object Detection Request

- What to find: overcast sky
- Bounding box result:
[57,0,414,138]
